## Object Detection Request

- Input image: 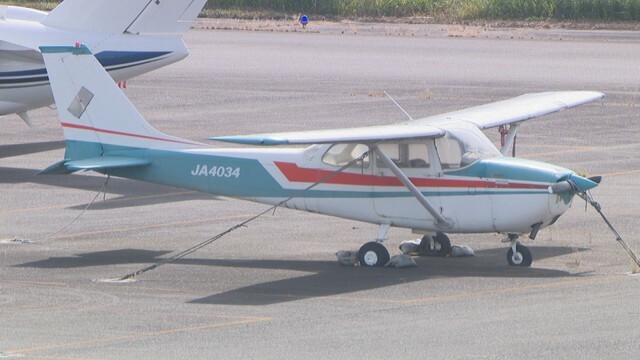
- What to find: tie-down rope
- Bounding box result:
[578,191,640,269]
[12,175,111,244]
[114,150,372,281]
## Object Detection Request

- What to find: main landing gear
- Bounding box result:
[505,234,532,266]
[357,225,454,267]
[357,241,390,267]
[358,224,391,267]
[418,232,452,257]
[358,224,392,267]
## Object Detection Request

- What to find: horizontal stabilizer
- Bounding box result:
[126,0,208,34]
[42,0,207,34]
[0,5,48,22]
[39,156,151,175]
[38,160,74,175]
[210,124,445,145]
[41,0,149,33]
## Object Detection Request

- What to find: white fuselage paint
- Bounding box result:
[201,146,574,235]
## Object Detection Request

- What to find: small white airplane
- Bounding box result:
[0,0,207,125]
[40,45,604,267]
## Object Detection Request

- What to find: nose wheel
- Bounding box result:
[358,241,390,267]
[506,236,532,266]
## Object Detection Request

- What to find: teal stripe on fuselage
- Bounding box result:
[448,157,572,183]
[63,141,552,200]
[96,143,285,198]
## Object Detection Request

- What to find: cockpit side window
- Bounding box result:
[434,124,502,170]
[376,143,431,169]
[322,143,370,168]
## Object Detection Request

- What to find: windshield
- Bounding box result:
[435,122,501,169]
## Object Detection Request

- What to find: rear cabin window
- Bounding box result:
[376,143,431,169]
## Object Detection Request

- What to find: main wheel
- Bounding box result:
[419,232,452,257]
[507,244,532,266]
[358,242,390,267]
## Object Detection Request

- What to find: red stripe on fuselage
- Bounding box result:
[274,161,548,189]
[61,122,203,146]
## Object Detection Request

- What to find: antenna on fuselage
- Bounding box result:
[384,91,414,122]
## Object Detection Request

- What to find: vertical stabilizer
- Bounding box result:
[40,45,202,155]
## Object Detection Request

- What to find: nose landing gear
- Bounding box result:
[505,234,532,266]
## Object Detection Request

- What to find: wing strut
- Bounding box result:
[372,145,453,229]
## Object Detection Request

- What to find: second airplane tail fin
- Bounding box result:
[41,0,207,35]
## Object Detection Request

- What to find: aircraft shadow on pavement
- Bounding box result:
[0,141,65,159]
[15,246,589,305]
[0,166,219,209]
[190,247,588,306]
[15,249,172,268]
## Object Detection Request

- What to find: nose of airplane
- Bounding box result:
[548,174,601,194]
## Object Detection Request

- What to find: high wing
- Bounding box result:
[210,91,603,145]
[211,124,445,145]
[415,91,604,129]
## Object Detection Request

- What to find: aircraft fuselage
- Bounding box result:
[72,138,580,236]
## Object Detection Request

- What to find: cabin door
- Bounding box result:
[373,142,442,222]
